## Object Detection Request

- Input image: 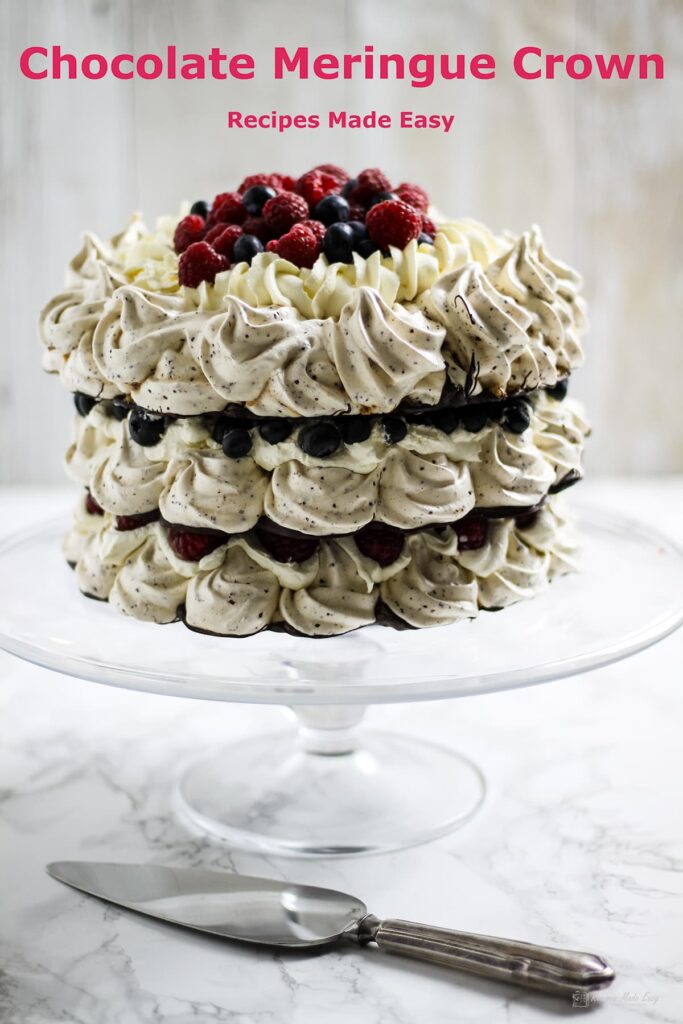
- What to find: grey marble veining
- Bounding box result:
[1,480,682,1023]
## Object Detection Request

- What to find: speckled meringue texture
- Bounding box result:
[40,214,587,416]
[64,495,578,636]
[65,394,588,537]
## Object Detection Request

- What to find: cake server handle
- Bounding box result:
[353,916,615,996]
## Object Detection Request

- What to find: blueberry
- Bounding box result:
[341,416,373,444]
[418,232,434,245]
[357,238,380,259]
[323,223,355,264]
[129,408,165,446]
[233,234,264,264]
[190,199,210,219]
[222,427,253,459]
[298,422,342,458]
[242,185,277,216]
[367,191,398,208]
[111,397,130,421]
[347,220,368,242]
[548,379,569,401]
[341,177,357,198]
[431,408,460,433]
[460,406,489,433]
[314,195,350,226]
[502,400,531,434]
[74,392,95,417]
[381,415,407,444]
[258,419,293,444]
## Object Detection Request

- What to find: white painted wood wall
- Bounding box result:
[1,0,681,482]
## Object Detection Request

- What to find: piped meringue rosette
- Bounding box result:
[42,169,589,637]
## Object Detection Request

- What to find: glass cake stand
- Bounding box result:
[0,506,681,857]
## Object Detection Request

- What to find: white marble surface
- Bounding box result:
[1,479,682,1024]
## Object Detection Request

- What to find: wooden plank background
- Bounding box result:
[1,0,681,482]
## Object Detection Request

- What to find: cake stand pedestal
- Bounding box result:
[0,507,681,857]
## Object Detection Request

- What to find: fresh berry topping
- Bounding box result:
[341,415,373,444]
[323,222,355,263]
[299,219,326,243]
[210,191,247,225]
[258,419,293,444]
[265,239,280,253]
[233,234,264,265]
[422,215,438,236]
[295,170,340,208]
[115,510,159,531]
[380,415,407,444]
[168,527,224,563]
[238,173,285,194]
[418,232,434,245]
[548,379,569,401]
[222,427,253,459]
[298,421,342,458]
[367,190,398,208]
[278,174,297,191]
[85,491,104,516]
[460,405,488,433]
[173,214,206,254]
[357,238,380,259]
[313,164,350,184]
[211,224,243,260]
[203,223,230,245]
[178,241,228,287]
[314,194,350,226]
[111,397,130,421]
[366,200,422,250]
[263,191,309,233]
[347,202,367,222]
[277,225,320,269]
[241,216,272,243]
[242,184,278,216]
[456,516,488,551]
[190,199,210,219]
[257,529,319,564]
[129,408,166,447]
[350,168,392,204]
[342,177,358,198]
[431,408,460,433]
[356,523,405,566]
[347,220,368,243]
[502,399,532,435]
[395,182,430,213]
[74,392,95,417]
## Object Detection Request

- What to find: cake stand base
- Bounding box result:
[174,707,485,857]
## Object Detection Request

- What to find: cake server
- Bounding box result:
[47,861,615,997]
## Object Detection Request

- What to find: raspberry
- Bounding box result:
[203,224,229,245]
[209,192,247,225]
[173,214,206,254]
[257,528,319,564]
[115,510,159,531]
[85,491,104,516]
[395,182,430,213]
[356,523,405,566]
[265,239,280,253]
[278,174,297,191]
[347,203,366,222]
[313,164,350,184]
[422,215,437,236]
[299,219,326,243]
[178,241,228,288]
[168,527,224,562]
[210,224,243,260]
[263,191,309,234]
[366,200,422,250]
[241,216,272,243]
[238,173,284,194]
[350,168,392,204]
[277,225,320,269]
[295,170,340,208]
[456,516,488,551]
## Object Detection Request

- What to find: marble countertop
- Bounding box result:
[1,479,682,1024]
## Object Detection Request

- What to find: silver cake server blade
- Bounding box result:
[47,861,615,997]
